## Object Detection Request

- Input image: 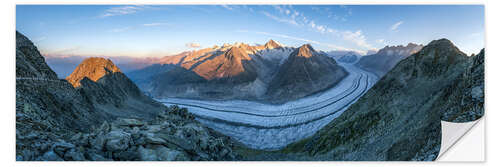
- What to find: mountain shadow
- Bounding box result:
[235,39,484,161]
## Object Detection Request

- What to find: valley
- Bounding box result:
[156,61,378,150]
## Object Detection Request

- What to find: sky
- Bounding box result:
[16,5,485,57]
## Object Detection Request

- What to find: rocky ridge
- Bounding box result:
[66,57,165,119]
[16,31,238,161]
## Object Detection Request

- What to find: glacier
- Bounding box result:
[156,62,378,150]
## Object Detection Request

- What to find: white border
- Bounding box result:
[2,0,495,166]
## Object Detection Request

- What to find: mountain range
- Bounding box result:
[128,40,347,103]
[356,43,424,77]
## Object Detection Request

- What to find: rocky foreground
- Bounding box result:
[18,106,237,161]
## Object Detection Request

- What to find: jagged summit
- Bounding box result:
[264,39,283,49]
[293,44,315,58]
[357,42,424,77]
[225,46,252,60]
[407,42,420,48]
[66,57,121,87]
[423,39,463,55]
[381,43,424,50]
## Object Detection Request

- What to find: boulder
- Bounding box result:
[52,140,75,157]
[85,150,107,161]
[42,151,64,161]
[138,146,157,161]
[145,133,167,145]
[105,130,131,151]
[155,146,189,161]
[113,150,140,160]
[115,118,145,127]
[64,148,86,161]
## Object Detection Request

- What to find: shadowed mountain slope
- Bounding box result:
[238,39,484,161]
[265,44,348,103]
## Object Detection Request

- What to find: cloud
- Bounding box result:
[185,42,201,48]
[110,26,132,33]
[220,5,233,10]
[469,32,481,38]
[342,30,375,50]
[250,31,364,53]
[33,36,47,43]
[100,5,148,18]
[391,21,403,31]
[306,19,374,50]
[42,46,82,55]
[311,6,350,22]
[261,11,299,26]
[261,5,374,51]
[309,21,328,33]
[143,22,169,27]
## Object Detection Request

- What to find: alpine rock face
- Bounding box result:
[128,40,346,103]
[66,57,166,119]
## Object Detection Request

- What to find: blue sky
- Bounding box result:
[16,5,484,57]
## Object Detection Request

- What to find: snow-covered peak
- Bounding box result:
[264,39,284,49]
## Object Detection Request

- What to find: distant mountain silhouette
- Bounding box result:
[357,43,423,77]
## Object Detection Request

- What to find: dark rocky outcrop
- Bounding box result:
[439,49,484,122]
[16,31,108,160]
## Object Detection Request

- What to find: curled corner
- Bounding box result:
[437,118,482,160]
